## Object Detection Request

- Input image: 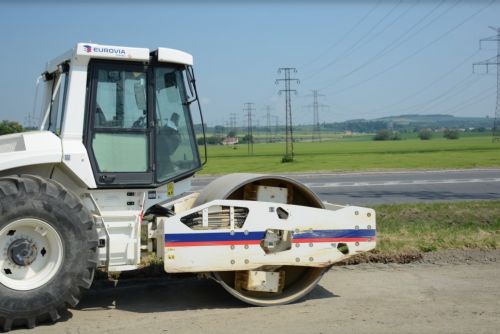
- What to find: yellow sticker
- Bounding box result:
[167,182,174,197]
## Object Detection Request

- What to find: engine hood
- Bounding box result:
[0,131,62,172]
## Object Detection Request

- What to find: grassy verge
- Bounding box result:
[341,200,500,264]
[376,200,500,252]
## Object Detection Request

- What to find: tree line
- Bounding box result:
[0,121,23,135]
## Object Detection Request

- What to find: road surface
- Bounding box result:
[10,169,500,333]
[192,168,500,205]
[17,252,500,334]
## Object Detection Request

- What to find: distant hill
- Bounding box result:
[375,114,491,127]
[323,114,492,132]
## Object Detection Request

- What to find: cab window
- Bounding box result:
[154,67,200,183]
[47,72,68,135]
[87,62,152,186]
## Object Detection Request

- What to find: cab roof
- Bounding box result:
[46,42,193,73]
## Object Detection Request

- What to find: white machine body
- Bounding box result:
[0,43,376,274]
[161,199,375,273]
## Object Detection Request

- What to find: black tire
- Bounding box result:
[0,175,98,332]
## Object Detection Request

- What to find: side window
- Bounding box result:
[89,63,151,184]
[154,67,200,182]
[94,69,147,129]
[48,72,68,135]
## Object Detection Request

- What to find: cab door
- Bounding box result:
[85,61,153,187]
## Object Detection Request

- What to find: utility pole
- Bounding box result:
[473,26,500,142]
[387,121,394,132]
[24,114,36,129]
[263,105,273,143]
[243,102,255,155]
[229,113,237,136]
[305,90,328,142]
[276,68,299,162]
[215,124,225,138]
[272,115,279,142]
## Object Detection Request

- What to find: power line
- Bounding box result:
[319,0,494,95]
[473,26,500,142]
[276,68,299,162]
[262,105,274,143]
[441,85,496,116]
[298,0,382,71]
[389,74,482,114]
[272,115,279,140]
[305,90,329,142]
[312,0,449,85]
[302,0,450,84]
[229,113,237,134]
[302,0,404,81]
[414,75,484,111]
[309,0,455,90]
[340,74,483,119]
[243,102,255,155]
[366,50,480,114]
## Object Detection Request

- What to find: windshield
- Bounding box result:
[154,66,200,182]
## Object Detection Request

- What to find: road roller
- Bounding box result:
[0,43,376,331]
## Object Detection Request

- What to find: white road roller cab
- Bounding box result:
[0,43,376,331]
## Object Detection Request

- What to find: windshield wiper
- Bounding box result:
[183,66,198,106]
[185,65,207,166]
[183,98,196,106]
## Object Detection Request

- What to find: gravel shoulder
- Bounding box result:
[16,250,500,334]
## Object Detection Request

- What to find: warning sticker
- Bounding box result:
[167,182,174,197]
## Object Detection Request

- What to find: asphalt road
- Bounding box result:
[192,168,500,205]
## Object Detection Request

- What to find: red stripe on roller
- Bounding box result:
[293,237,375,243]
[165,240,262,247]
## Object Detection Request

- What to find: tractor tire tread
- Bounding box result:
[0,175,97,332]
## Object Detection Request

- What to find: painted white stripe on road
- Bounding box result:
[305,178,500,188]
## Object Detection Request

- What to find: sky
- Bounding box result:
[0,0,499,128]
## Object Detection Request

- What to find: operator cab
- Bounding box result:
[39,43,204,188]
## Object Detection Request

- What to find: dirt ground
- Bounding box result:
[15,250,500,334]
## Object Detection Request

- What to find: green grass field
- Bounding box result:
[374,200,500,254]
[338,200,500,264]
[199,133,500,175]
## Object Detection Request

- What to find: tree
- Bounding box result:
[197,136,221,145]
[227,130,236,138]
[373,129,391,141]
[0,120,24,135]
[240,134,253,144]
[373,130,401,141]
[418,129,433,140]
[214,125,225,137]
[443,128,459,140]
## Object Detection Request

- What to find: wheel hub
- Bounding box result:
[0,218,63,291]
[8,239,38,266]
